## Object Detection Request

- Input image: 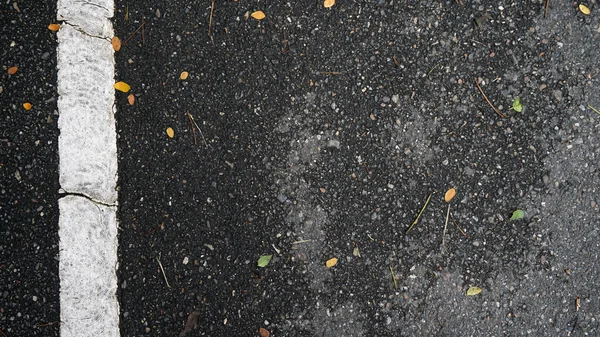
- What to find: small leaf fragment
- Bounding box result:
[127,94,135,105]
[180,71,189,80]
[510,209,525,220]
[48,23,60,31]
[166,127,175,138]
[179,311,200,337]
[352,246,361,257]
[114,81,130,92]
[23,102,32,110]
[444,188,456,202]
[257,255,272,267]
[259,327,270,337]
[112,36,121,51]
[324,0,335,8]
[326,257,338,268]
[512,97,522,112]
[579,4,591,15]
[319,187,326,193]
[7,66,18,75]
[251,10,266,20]
[466,286,482,296]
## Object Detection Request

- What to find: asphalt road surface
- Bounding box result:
[2,0,600,336]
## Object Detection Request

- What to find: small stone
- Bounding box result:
[32,296,37,302]
[183,257,189,265]
[155,8,161,18]
[392,94,399,104]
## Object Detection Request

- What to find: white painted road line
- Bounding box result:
[56,0,119,336]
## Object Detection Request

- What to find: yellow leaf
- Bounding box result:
[114,81,130,92]
[579,4,591,15]
[326,257,338,268]
[444,188,456,202]
[251,10,266,20]
[23,102,32,110]
[180,71,189,80]
[48,23,60,31]
[127,94,135,105]
[7,66,18,75]
[112,36,121,51]
[324,0,335,8]
[166,127,174,138]
[466,286,482,296]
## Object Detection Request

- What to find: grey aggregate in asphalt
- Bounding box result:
[1,1,61,336]
[114,0,600,336]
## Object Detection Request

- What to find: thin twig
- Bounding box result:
[452,219,469,238]
[0,328,7,337]
[187,112,197,145]
[588,104,600,115]
[442,204,450,250]
[406,192,433,233]
[123,20,147,45]
[187,112,208,148]
[389,266,397,289]
[208,0,215,46]
[292,239,312,244]
[319,71,344,75]
[156,256,171,288]
[544,0,550,18]
[33,321,59,328]
[474,78,507,118]
[281,27,288,54]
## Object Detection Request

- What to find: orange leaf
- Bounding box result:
[166,127,175,138]
[23,102,32,110]
[326,257,338,268]
[444,188,456,202]
[111,36,121,51]
[251,10,266,20]
[7,66,18,75]
[259,327,270,337]
[180,71,189,80]
[114,81,130,92]
[127,94,135,105]
[48,23,60,31]
[324,0,335,8]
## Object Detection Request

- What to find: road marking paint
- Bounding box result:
[56,0,119,335]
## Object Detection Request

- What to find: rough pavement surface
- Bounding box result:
[114,0,599,336]
[1,1,61,336]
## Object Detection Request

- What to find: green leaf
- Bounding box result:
[510,209,525,220]
[466,286,482,296]
[512,97,522,112]
[257,255,273,267]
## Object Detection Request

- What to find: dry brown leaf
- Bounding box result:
[7,66,18,75]
[112,36,121,51]
[251,10,266,20]
[326,257,338,268]
[114,81,130,92]
[166,127,175,138]
[444,188,456,202]
[48,23,60,31]
[324,0,336,8]
[180,71,189,80]
[178,311,200,337]
[127,94,135,105]
[259,327,270,337]
[23,102,32,110]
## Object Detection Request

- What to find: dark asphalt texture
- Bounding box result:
[113,0,600,336]
[1,1,61,336]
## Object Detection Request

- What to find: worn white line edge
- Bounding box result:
[56,0,119,336]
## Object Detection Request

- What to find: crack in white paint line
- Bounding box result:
[57,0,119,335]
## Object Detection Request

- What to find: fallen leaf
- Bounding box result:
[166,127,175,138]
[324,0,335,8]
[178,311,200,337]
[444,188,456,202]
[7,66,18,75]
[127,94,135,105]
[579,4,591,15]
[111,36,121,51]
[510,209,525,221]
[23,102,32,110]
[180,71,189,80]
[251,10,266,20]
[257,255,272,267]
[319,187,326,193]
[114,81,130,92]
[466,286,482,296]
[48,23,60,31]
[512,97,522,113]
[326,257,338,268]
[259,327,270,337]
